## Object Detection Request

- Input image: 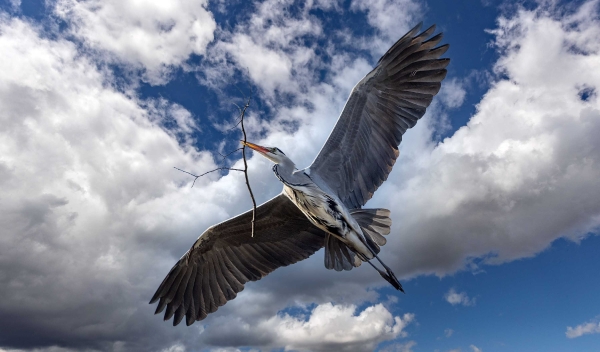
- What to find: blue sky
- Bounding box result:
[1,0,600,351]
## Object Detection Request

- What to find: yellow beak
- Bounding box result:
[241,141,270,154]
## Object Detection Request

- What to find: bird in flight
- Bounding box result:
[150,23,449,326]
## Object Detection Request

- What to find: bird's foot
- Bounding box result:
[378,270,404,292]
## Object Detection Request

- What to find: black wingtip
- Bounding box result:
[173,305,186,326]
[154,298,167,315]
[412,21,424,33]
[149,289,161,304]
[416,24,436,41]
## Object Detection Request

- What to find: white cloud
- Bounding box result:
[439,78,467,109]
[470,345,482,352]
[351,0,421,39]
[161,344,186,352]
[54,0,216,84]
[265,304,412,351]
[7,0,20,10]
[445,328,454,337]
[444,289,475,306]
[379,340,417,352]
[202,0,323,97]
[350,0,422,54]
[0,14,252,350]
[203,303,414,352]
[566,317,600,338]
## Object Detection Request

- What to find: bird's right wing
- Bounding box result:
[149,193,326,326]
[308,23,449,209]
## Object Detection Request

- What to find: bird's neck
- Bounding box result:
[273,159,299,185]
[276,158,295,174]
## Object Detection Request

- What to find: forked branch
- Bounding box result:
[175,96,257,237]
[237,98,257,237]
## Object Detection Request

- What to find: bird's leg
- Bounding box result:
[365,259,404,292]
[365,259,386,276]
[362,237,397,278]
[373,254,401,284]
[358,251,387,276]
[360,238,405,292]
[374,254,392,273]
[354,240,404,292]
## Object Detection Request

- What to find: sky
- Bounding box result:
[0,0,599,351]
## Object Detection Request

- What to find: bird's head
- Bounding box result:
[242,141,290,165]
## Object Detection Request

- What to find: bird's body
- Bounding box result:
[150,23,450,326]
[274,163,373,261]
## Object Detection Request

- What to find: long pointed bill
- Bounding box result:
[241,141,270,154]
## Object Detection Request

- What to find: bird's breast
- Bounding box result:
[283,184,351,238]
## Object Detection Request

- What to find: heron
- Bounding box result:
[150,23,449,326]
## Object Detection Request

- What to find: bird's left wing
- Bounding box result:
[308,23,449,209]
[149,193,326,326]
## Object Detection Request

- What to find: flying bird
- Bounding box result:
[150,23,450,326]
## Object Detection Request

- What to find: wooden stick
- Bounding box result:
[238,98,257,237]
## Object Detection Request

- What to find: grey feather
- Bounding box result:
[173,304,185,326]
[309,25,449,209]
[324,234,359,271]
[350,208,393,252]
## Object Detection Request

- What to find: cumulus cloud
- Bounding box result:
[350,0,422,54]
[444,289,475,306]
[201,0,324,97]
[204,303,414,351]
[470,344,483,352]
[0,15,235,351]
[566,317,600,338]
[438,78,467,109]
[445,328,455,337]
[54,0,216,84]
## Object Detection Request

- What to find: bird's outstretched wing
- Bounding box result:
[149,194,326,326]
[308,23,449,209]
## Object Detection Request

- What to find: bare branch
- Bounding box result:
[231,102,243,113]
[238,97,257,237]
[233,84,248,101]
[174,166,244,188]
[217,147,243,161]
[174,91,256,238]
[223,103,244,133]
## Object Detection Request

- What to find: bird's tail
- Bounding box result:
[350,208,391,254]
[324,208,392,271]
